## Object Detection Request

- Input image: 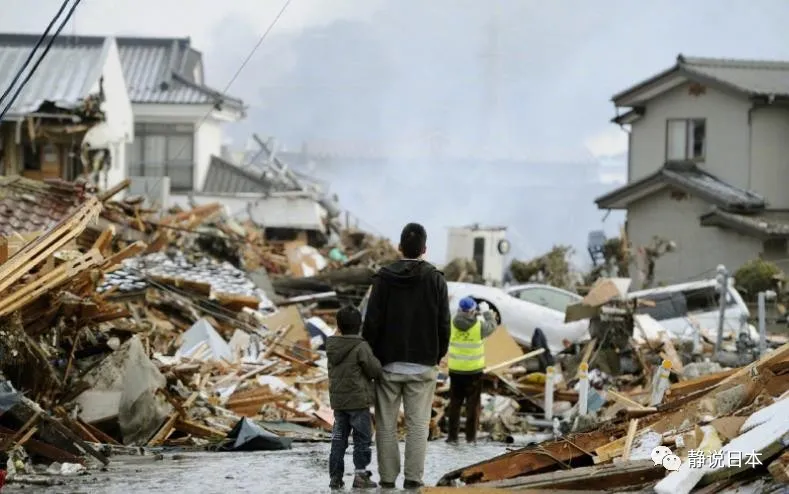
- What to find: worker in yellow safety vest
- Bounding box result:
[445,296,497,444]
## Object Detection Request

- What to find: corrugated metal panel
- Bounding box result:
[203,155,269,194]
[118,44,217,104]
[0,42,105,116]
[683,57,789,97]
[116,40,244,107]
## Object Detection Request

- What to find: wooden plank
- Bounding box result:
[607,390,647,410]
[174,419,225,439]
[98,178,130,201]
[664,369,736,401]
[14,426,39,448]
[484,348,545,375]
[78,419,121,446]
[0,412,40,451]
[479,460,665,491]
[768,450,789,484]
[581,339,597,365]
[439,429,617,485]
[0,426,83,464]
[147,392,198,447]
[621,419,639,462]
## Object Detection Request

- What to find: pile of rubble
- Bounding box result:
[428,278,789,493]
[0,176,401,485]
[3,175,789,493]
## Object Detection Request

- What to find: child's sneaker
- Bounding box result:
[352,471,377,489]
[329,477,344,489]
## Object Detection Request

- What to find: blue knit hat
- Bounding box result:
[458,297,477,312]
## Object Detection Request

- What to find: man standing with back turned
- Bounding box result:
[362,222,451,490]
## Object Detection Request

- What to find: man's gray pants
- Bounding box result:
[374,368,438,484]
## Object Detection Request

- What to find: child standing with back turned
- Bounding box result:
[327,306,382,490]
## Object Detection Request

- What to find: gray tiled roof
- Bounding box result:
[203,155,276,194]
[0,36,109,117]
[596,161,765,212]
[116,38,243,109]
[680,55,789,97]
[0,33,244,110]
[700,209,789,238]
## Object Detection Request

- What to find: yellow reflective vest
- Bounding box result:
[448,320,485,373]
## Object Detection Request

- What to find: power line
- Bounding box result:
[163,0,293,176]
[0,0,83,123]
[0,0,70,111]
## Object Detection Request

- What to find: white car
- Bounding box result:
[447,282,589,354]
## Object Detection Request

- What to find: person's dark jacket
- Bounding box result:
[327,334,382,410]
[362,259,451,367]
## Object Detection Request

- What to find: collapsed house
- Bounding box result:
[0,34,132,186]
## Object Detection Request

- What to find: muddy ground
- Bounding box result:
[6,441,508,493]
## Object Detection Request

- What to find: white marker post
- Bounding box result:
[650,360,672,406]
[545,366,555,420]
[758,291,767,357]
[578,362,589,416]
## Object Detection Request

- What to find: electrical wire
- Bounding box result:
[152,0,292,189]
[0,0,83,123]
[0,0,70,111]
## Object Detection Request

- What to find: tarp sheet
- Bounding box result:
[0,380,20,415]
[221,417,293,452]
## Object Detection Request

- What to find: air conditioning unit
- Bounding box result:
[128,176,171,211]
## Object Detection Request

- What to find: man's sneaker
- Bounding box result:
[352,472,377,489]
[329,477,344,489]
[446,437,459,445]
[403,479,424,489]
[379,481,396,489]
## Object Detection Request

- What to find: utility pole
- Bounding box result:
[715,264,729,361]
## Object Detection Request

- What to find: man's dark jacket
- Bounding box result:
[362,259,451,367]
[327,334,382,410]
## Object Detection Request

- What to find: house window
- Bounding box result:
[666,118,705,161]
[128,123,195,191]
[763,239,787,259]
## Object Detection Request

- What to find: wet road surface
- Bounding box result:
[6,441,509,493]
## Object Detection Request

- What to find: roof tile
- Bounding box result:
[0,177,83,235]
[681,56,789,96]
[596,161,765,211]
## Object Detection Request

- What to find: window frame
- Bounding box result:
[665,118,706,162]
[128,123,195,192]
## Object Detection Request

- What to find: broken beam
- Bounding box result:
[437,429,616,485]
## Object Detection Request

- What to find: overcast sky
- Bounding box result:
[3,1,789,264]
[6,0,789,161]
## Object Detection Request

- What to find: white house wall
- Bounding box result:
[91,38,133,190]
[749,106,789,208]
[627,190,761,285]
[629,83,752,187]
[195,118,222,190]
[130,104,226,192]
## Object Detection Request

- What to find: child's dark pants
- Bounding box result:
[329,408,373,480]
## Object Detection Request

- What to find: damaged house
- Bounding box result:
[0,34,247,200]
[596,54,789,284]
[0,34,133,185]
[113,36,246,197]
